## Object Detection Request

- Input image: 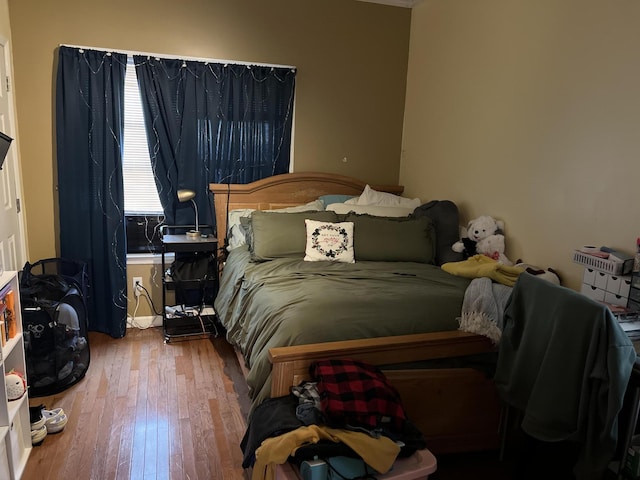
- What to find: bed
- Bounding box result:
[210,172,502,455]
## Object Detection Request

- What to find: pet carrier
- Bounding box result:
[19,258,90,397]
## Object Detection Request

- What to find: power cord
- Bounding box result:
[127,294,153,329]
[132,276,218,337]
[137,283,162,315]
[127,282,162,329]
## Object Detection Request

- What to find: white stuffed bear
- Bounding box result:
[452,215,513,265]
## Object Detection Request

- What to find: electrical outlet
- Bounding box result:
[132,277,143,297]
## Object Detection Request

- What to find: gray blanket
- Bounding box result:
[458,277,513,344]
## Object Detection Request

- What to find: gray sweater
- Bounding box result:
[495,273,636,479]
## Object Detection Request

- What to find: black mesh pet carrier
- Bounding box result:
[19,258,90,397]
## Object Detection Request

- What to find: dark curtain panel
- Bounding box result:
[56,46,128,338]
[133,57,296,227]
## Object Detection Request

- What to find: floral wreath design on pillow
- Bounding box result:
[310,223,350,259]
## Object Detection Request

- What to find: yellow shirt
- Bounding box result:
[251,424,400,480]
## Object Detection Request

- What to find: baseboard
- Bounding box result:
[127,315,162,329]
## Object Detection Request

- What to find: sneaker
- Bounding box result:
[42,407,67,434]
[31,424,47,446]
[29,404,46,430]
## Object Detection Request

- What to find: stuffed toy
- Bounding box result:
[514,260,561,285]
[452,215,513,265]
[5,370,26,401]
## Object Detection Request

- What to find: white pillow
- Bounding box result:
[226,200,324,251]
[274,199,324,213]
[345,184,421,209]
[326,203,413,217]
[304,219,355,263]
[227,208,256,250]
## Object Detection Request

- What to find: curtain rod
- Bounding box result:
[58,43,296,70]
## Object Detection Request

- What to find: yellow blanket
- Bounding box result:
[441,254,525,287]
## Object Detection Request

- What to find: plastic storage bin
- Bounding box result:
[275,448,437,480]
[573,250,633,275]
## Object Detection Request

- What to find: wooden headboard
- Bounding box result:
[208,171,404,245]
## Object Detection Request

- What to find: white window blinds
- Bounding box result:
[123,57,163,214]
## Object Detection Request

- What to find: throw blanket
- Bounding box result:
[458,277,513,345]
[495,273,636,479]
[441,254,525,286]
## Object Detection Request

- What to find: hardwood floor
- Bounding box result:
[22,327,248,480]
[20,326,518,480]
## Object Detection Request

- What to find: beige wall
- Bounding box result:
[14,0,634,311]
[0,1,9,41]
[7,0,410,316]
[7,0,410,260]
[402,0,640,290]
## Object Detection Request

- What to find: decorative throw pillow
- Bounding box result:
[304,219,355,263]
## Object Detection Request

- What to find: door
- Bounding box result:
[0,37,25,271]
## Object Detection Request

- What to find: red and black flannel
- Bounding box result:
[310,358,407,433]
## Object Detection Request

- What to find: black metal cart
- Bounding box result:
[160,225,219,343]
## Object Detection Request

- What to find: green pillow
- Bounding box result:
[345,213,436,263]
[250,210,338,261]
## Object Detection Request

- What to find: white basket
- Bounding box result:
[572,250,633,275]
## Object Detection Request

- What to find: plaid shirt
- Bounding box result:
[310,359,407,434]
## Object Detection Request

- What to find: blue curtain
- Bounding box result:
[56,46,128,338]
[133,57,296,227]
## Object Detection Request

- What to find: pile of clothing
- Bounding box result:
[241,359,426,480]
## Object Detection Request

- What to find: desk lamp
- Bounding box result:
[177,189,200,238]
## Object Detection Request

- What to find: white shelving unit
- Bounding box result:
[0,271,31,479]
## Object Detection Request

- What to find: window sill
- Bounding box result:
[127,252,174,265]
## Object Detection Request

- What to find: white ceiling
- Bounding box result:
[356,0,422,7]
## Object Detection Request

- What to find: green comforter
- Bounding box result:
[214,246,470,410]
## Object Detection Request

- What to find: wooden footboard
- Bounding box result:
[268,330,502,455]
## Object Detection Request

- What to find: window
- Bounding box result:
[123,56,164,254]
[122,54,296,254]
[123,57,163,215]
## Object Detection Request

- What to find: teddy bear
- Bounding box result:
[452,215,513,265]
